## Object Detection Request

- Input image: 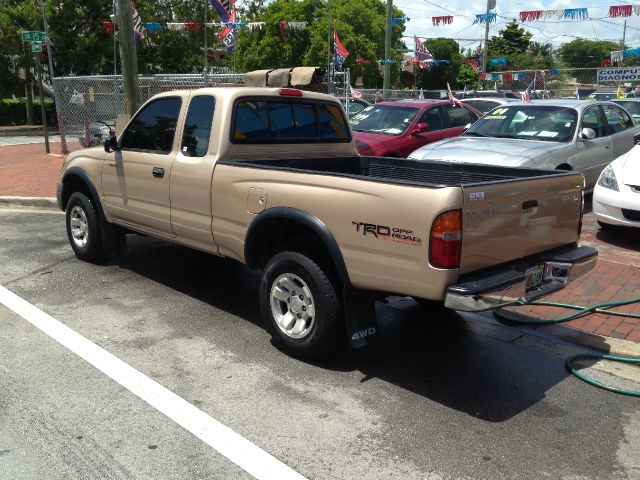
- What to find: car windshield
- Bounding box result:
[465,105,577,142]
[349,105,420,135]
[614,101,640,115]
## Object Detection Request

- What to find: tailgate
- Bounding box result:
[460,173,584,275]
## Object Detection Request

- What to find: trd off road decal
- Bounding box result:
[352,222,422,246]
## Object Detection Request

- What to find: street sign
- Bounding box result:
[31,41,43,53]
[21,31,46,42]
[597,67,640,82]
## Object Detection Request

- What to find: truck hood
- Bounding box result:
[408,136,566,167]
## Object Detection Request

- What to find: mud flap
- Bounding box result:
[343,287,378,348]
[100,217,127,261]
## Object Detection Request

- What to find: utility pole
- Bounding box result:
[35,54,50,153]
[40,0,55,78]
[204,0,208,81]
[327,0,332,94]
[115,0,139,115]
[383,0,392,94]
[481,0,495,73]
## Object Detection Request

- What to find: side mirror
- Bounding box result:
[411,122,429,135]
[580,128,596,141]
[104,134,120,153]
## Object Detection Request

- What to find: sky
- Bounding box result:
[393,0,640,51]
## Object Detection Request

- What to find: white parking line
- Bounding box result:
[0,285,307,480]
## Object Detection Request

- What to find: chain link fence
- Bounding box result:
[337,68,640,103]
[52,70,347,153]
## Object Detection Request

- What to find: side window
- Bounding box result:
[317,104,350,139]
[419,107,445,131]
[603,105,633,134]
[121,97,182,153]
[232,100,350,142]
[181,96,215,157]
[445,104,476,126]
[581,107,607,138]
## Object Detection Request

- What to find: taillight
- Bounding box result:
[430,210,462,269]
[279,88,303,97]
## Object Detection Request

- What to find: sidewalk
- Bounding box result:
[1,141,639,348]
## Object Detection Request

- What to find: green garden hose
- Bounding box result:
[495,298,640,397]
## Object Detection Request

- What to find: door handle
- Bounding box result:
[522,200,538,210]
[152,166,165,178]
[107,162,117,167]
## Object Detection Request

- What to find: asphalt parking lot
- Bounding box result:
[1,207,639,480]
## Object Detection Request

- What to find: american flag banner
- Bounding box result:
[521,78,536,102]
[414,36,434,62]
[209,0,230,22]
[112,0,144,43]
[334,26,349,71]
[349,84,362,99]
[218,7,237,52]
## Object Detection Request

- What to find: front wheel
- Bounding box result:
[65,192,106,263]
[260,251,342,359]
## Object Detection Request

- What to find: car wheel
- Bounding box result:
[65,192,106,263]
[260,251,342,359]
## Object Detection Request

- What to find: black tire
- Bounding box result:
[260,251,342,359]
[65,192,106,263]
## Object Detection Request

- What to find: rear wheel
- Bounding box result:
[65,192,106,263]
[260,251,342,359]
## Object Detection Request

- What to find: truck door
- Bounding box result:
[101,96,182,235]
[169,94,218,249]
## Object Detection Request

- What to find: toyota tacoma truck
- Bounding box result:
[57,87,597,358]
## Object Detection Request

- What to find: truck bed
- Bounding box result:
[218,156,575,188]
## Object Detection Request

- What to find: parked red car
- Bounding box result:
[350,100,482,157]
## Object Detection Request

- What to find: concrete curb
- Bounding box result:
[462,311,640,358]
[0,196,58,210]
[541,323,640,358]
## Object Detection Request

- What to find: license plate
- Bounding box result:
[525,264,545,291]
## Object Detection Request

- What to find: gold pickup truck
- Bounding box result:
[57,87,597,358]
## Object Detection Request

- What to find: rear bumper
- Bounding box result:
[444,245,597,312]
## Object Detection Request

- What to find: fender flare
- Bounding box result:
[60,166,105,218]
[244,207,351,286]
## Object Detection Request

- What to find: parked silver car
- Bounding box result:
[459,97,521,114]
[408,100,640,190]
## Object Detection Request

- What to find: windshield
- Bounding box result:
[465,105,577,142]
[349,105,420,135]
[586,93,617,101]
[614,101,640,115]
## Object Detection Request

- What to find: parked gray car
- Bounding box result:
[408,100,640,190]
[459,97,521,114]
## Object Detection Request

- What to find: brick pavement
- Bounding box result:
[0,142,63,197]
[0,142,639,344]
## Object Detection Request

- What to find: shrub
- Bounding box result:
[0,98,57,126]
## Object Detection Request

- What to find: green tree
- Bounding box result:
[485,20,554,72]
[415,38,463,89]
[456,63,478,89]
[487,20,532,57]
[233,0,407,88]
[558,38,620,68]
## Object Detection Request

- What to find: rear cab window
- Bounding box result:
[231,98,351,143]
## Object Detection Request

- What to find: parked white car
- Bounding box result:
[593,145,640,228]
